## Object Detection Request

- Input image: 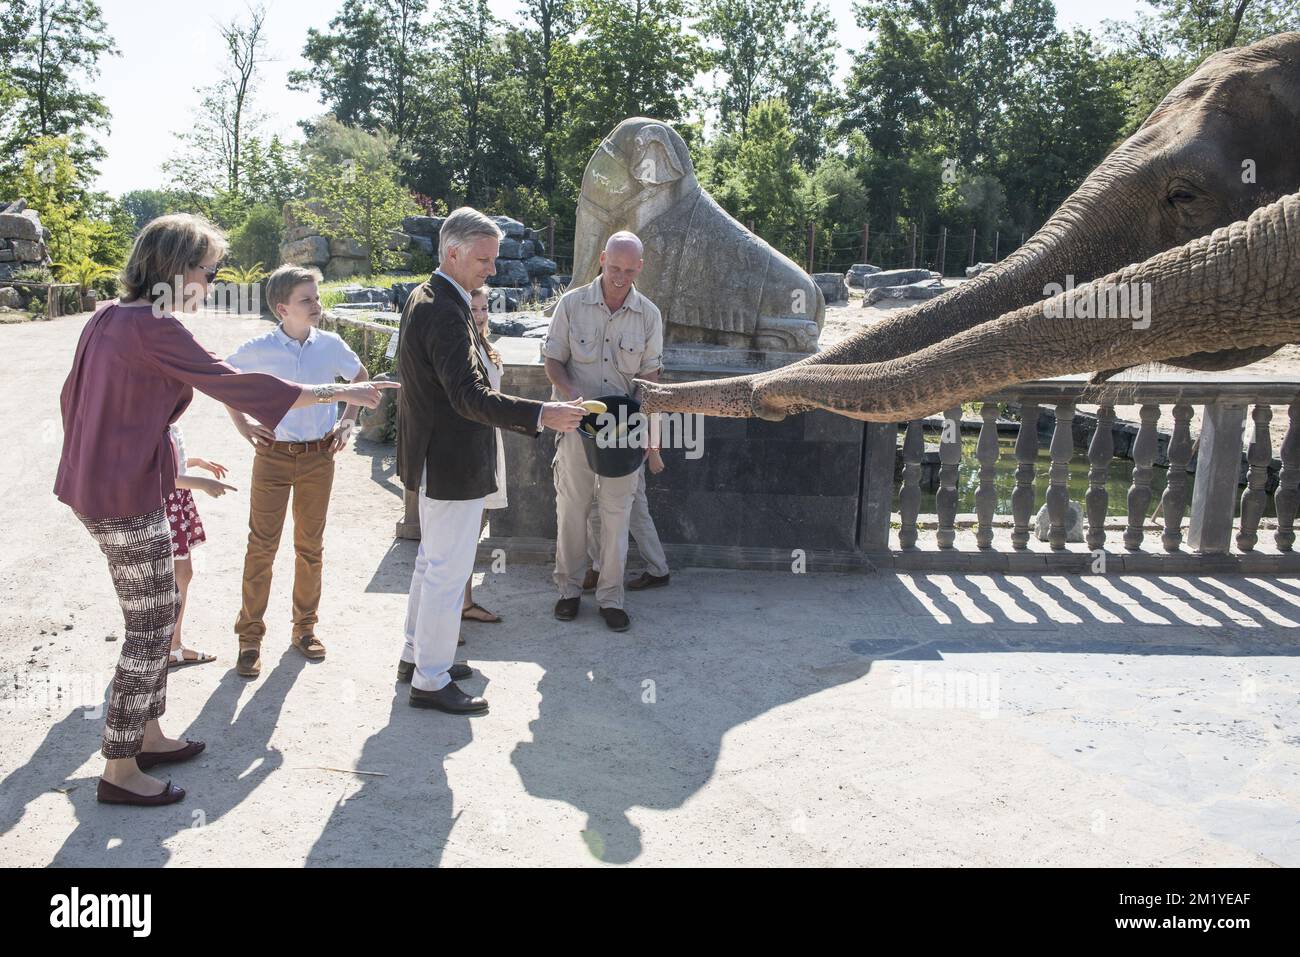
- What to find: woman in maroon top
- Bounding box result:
[55,214,397,807]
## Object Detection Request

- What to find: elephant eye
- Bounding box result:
[1168,189,1198,204]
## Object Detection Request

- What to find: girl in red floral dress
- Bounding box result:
[166,423,235,668]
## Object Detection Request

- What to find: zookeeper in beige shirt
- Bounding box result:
[542,231,663,632]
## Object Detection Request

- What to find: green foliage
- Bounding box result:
[52,257,117,294]
[120,190,181,232]
[0,0,119,180]
[696,0,839,167]
[2,136,133,268]
[297,118,420,276]
[551,0,704,199]
[215,262,269,284]
[227,204,283,271]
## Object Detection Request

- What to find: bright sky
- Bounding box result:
[92,0,1149,196]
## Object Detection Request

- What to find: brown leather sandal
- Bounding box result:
[461,602,502,623]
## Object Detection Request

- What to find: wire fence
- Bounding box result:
[531,219,1032,280]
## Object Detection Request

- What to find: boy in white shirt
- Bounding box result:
[223,265,369,678]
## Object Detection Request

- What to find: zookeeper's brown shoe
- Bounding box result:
[236,648,262,678]
[582,568,599,592]
[292,634,326,660]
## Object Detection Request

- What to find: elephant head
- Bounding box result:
[571,117,697,289]
[639,32,1300,420]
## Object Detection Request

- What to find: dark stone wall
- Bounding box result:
[489,356,865,552]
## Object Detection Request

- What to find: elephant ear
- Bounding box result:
[631,128,685,187]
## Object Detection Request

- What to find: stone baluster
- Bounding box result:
[1046,399,1075,551]
[1159,403,1194,552]
[1236,403,1273,552]
[1010,402,1040,550]
[1275,400,1300,552]
[1085,404,1114,551]
[974,402,1000,549]
[897,420,925,549]
[935,407,962,549]
[1124,404,1160,551]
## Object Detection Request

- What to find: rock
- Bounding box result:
[329,236,368,259]
[553,274,572,288]
[403,215,444,237]
[283,225,318,243]
[0,262,22,281]
[0,246,13,262]
[491,259,530,286]
[343,285,391,305]
[393,281,423,309]
[845,263,881,288]
[518,239,535,259]
[491,215,527,239]
[281,236,330,268]
[487,290,521,314]
[324,256,368,280]
[523,255,557,278]
[967,262,995,278]
[358,371,399,443]
[0,199,27,214]
[0,287,21,309]
[863,279,949,305]
[410,234,436,257]
[498,237,526,259]
[860,268,933,290]
[532,236,546,255]
[0,213,39,242]
[813,272,848,304]
[489,312,550,336]
[386,230,412,251]
[12,239,45,262]
[1034,501,1085,543]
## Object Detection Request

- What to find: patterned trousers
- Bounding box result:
[75,507,177,759]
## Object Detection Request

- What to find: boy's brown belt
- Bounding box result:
[265,438,331,453]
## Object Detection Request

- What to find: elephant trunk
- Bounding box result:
[640,193,1300,422]
[640,147,1158,417]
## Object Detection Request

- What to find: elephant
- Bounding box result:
[637,32,1300,422]
[570,116,825,355]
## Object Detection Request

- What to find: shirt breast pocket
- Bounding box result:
[615,329,645,375]
[570,320,601,364]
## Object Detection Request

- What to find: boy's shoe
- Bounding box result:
[292,634,326,660]
[236,648,261,678]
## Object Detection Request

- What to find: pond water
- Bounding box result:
[895,433,1270,519]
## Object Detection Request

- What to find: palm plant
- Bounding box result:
[52,258,118,296]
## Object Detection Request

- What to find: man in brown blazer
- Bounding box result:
[397,207,585,713]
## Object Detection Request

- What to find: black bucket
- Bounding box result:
[578,394,646,478]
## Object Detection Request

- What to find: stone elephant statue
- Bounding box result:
[569,117,825,355]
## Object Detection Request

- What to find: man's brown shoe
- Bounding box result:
[627,572,670,590]
[292,634,326,660]
[236,648,261,677]
[582,568,599,592]
[555,596,580,621]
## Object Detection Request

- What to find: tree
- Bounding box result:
[551,0,704,199]
[696,0,838,164]
[297,118,419,275]
[518,0,580,199]
[217,3,270,197]
[1106,1,1300,134]
[290,0,432,149]
[120,189,180,231]
[713,99,816,257]
[5,136,131,266]
[0,0,118,177]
